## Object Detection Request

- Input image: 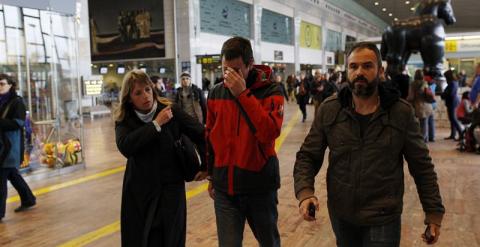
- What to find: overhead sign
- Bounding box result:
[299,21,322,50]
[84,80,103,96]
[196,54,221,64]
[445,39,480,53]
[200,0,251,38]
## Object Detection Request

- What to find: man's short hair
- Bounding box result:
[0,73,16,92]
[346,42,382,69]
[221,36,253,66]
[180,71,191,78]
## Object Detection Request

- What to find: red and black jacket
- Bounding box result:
[206,65,284,195]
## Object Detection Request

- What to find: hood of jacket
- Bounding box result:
[245,65,273,90]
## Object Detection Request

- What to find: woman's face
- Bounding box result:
[129,82,154,113]
[0,79,12,95]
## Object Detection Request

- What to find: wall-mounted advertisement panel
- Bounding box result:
[299,21,321,50]
[88,0,165,61]
[345,35,356,53]
[200,0,251,38]
[261,9,292,45]
[325,29,342,52]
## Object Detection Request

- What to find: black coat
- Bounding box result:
[115,102,205,246]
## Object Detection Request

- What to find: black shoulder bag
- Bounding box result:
[166,124,201,182]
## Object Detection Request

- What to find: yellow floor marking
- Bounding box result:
[7,166,126,204]
[57,110,301,247]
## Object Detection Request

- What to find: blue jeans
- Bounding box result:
[214,190,280,247]
[419,117,428,142]
[428,114,435,141]
[329,212,401,247]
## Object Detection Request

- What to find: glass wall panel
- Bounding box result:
[24,17,43,44]
[0,12,5,40]
[0,42,6,63]
[4,5,22,28]
[0,4,83,170]
[23,8,40,17]
[6,28,25,56]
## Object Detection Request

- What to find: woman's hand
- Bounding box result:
[154,106,173,126]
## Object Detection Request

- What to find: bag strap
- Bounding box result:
[1,98,16,119]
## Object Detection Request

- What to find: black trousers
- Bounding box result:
[0,168,36,218]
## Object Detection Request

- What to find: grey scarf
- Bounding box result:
[135,101,158,123]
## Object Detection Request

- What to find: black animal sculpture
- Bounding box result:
[381,0,456,80]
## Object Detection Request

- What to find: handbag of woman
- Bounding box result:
[114,69,208,247]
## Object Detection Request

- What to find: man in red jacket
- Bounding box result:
[206,36,284,246]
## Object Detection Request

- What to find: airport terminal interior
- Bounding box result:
[0,0,479,246]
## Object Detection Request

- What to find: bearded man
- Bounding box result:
[293,42,445,246]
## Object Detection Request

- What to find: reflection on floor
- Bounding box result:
[1,103,479,247]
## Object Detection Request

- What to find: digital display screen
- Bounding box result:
[117,66,125,74]
[99,67,108,74]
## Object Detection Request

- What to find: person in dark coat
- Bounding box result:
[274,74,289,102]
[441,70,463,140]
[114,69,207,246]
[0,74,36,221]
[294,42,445,246]
[296,73,311,122]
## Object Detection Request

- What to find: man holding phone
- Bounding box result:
[293,42,445,246]
[206,36,284,246]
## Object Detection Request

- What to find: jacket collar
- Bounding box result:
[338,83,400,111]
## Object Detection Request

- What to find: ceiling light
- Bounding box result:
[405,1,410,4]
[410,7,416,11]
[389,13,393,16]
[374,2,379,5]
[382,8,387,12]
[394,18,399,21]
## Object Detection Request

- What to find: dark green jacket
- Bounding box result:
[294,85,445,226]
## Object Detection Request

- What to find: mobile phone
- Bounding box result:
[424,225,434,244]
[308,203,316,218]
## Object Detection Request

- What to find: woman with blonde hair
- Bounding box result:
[114,69,207,246]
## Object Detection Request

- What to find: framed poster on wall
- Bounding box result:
[299,21,322,50]
[200,0,252,38]
[261,9,293,45]
[88,0,165,61]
